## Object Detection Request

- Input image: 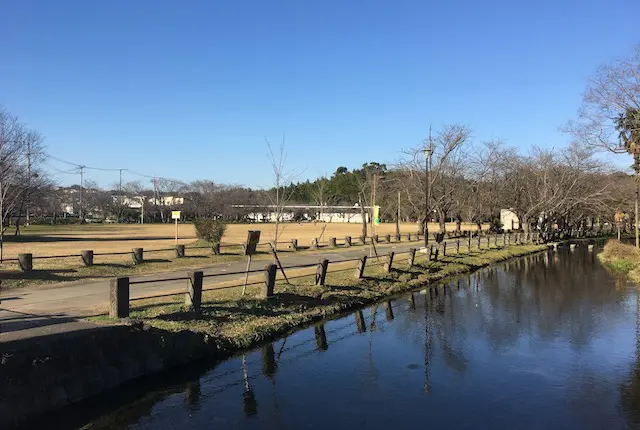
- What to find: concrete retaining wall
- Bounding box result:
[0,323,217,429]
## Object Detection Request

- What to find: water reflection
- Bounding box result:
[59,248,640,429]
[241,355,258,416]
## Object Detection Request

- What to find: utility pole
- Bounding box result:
[371,174,377,237]
[396,191,401,236]
[118,168,125,223]
[424,127,433,249]
[78,165,85,221]
[26,139,30,226]
[140,197,145,224]
[119,169,124,201]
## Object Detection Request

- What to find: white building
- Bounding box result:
[235,204,371,223]
[500,209,520,231]
[149,196,184,206]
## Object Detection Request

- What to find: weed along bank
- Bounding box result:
[0,235,549,428]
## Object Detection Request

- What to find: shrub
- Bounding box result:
[194,219,227,244]
[599,239,640,275]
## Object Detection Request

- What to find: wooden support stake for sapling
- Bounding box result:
[270,243,289,284]
[242,254,252,295]
[385,252,395,273]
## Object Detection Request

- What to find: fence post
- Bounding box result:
[18,253,33,272]
[359,235,366,245]
[110,277,129,318]
[477,236,481,250]
[81,250,94,266]
[384,301,394,321]
[385,252,395,273]
[385,234,391,243]
[433,246,439,261]
[212,243,221,255]
[316,259,329,286]
[186,271,203,312]
[345,236,352,247]
[175,245,186,258]
[355,255,368,279]
[456,240,460,254]
[409,248,416,267]
[406,233,412,241]
[442,242,447,256]
[395,233,401,242]
[373,234,379,243]
[329,237,337,248]
[263,264,277,299]
[290,238,298,251]
[311,238,319,250]
[315,324,328,351]
[468,232,472,251]
[132,248,144,264]
[355,310,366,333]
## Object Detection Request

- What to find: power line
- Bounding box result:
[46,154,81,167]
[43,153,171,182]
[41,162,77,176]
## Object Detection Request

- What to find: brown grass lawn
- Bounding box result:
[2,221,484,259]
[0,221,487,288]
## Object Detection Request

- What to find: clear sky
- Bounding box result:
[1,0,639,189]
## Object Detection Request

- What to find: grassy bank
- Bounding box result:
[94,244,547,353]
[598,239,640,282]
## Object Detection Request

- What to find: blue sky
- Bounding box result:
[1,0,638,188]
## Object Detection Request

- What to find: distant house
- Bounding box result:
[232,204,371,223]
[149,196,184,206]
[500,209,520,231]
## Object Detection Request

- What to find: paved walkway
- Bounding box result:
[1,238,447,343]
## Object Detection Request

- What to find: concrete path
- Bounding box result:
[1,238,450,343]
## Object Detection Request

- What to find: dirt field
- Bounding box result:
[2,221,484,259]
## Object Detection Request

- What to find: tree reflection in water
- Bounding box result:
[621,288,640,426]
[63,248,640,429]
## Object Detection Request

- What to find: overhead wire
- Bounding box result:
[43,152,173,182]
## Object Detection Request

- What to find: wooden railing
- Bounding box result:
[108,232,546,318]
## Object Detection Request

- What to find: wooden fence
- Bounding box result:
[8,229,477,273]
[109,232,545,318]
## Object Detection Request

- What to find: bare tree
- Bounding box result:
[0,107,48,259]
[311,176,331,220]
[266,136,295,246]
[154,178,186,223]
[565,45,640,246]
[397,124,471,234]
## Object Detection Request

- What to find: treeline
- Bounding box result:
[281,126,629,233]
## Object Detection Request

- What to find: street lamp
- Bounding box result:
[423,146,433,249]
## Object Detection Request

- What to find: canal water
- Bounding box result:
[40,249,640,429]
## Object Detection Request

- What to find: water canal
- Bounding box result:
[33,248,640,429]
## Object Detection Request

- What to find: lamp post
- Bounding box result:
[424,146,433,249]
